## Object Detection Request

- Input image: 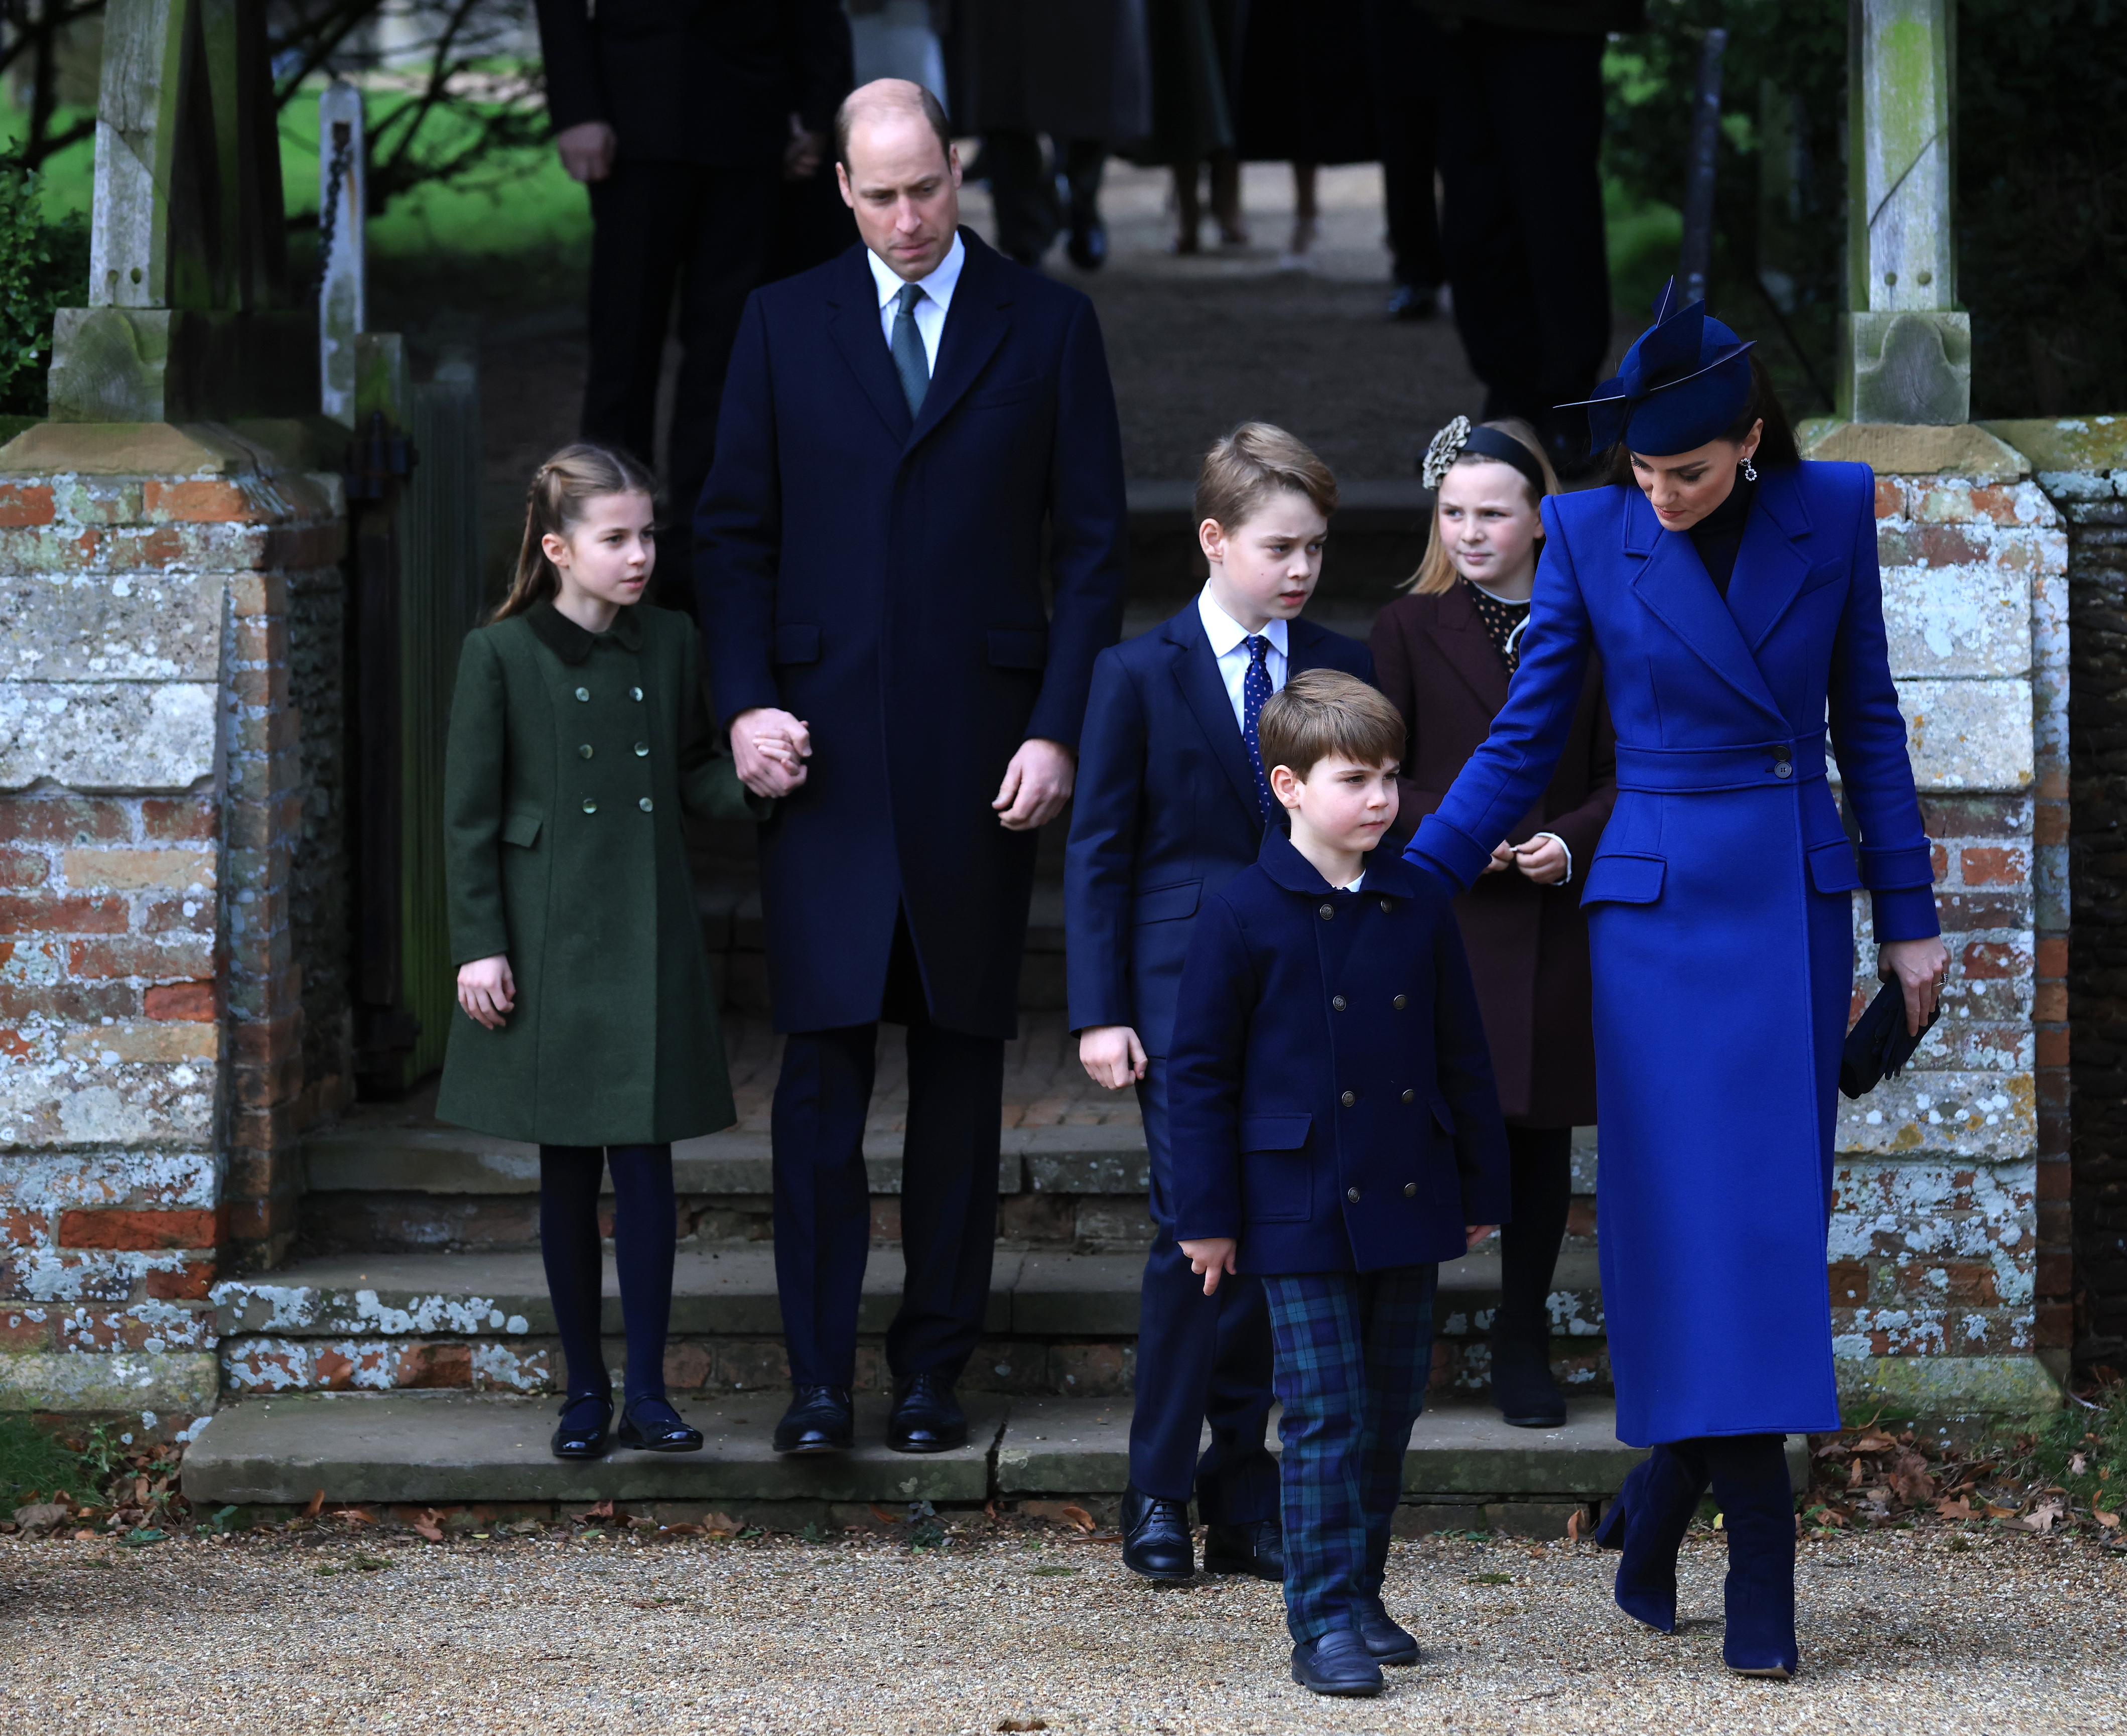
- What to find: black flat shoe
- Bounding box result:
[1121,1483,1194,1582]
[615,1394,703,1453]
[1290,1629,1383,1697]
[772,1385,854,1454]
[1490,1329,1567,1429]
[1202,1515,1283,1580]
[1358,1594,1420,1665]
[886,1373,967,1453]
[550,1392,612,1461]
[1067,215,1108,271]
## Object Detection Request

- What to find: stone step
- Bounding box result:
[183,1390,1789,1514]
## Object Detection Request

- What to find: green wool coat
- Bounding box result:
[435,599,757,1146]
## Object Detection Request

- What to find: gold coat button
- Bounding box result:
[575,687,590,702]
[1340,1090,1356,1108]
[581,798,597,814]
[1331,995,1347,1011]
[1403,1183,1417,1197]
[1401,1089,1415,1104]
[1318,903,1335,920]
[1346,1186,1361,1204]
[630,686,644,701]
[639,797,653,812]
[1393,993,1407,1009]
[634,742,649,757]
[579,744,593,759]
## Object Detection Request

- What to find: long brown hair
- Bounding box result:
[1603,352,1801,486]
[491,442,659,623]
[1403,417,1560,596]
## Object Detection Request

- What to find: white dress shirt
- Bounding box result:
[866,231,966,375]
[1197,585,1289,731]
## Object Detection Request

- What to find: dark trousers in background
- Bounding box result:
[582,160,781,610]
[770,917,1005,1389]
[984,131,1107,265]
[1433,23,1611,457]
[1361,0,1445,293]
[539,1142,678,1402]
[1497,1123,1573,1343]
[1265,1264,1438,1643]
[1125,1058,1281,1524]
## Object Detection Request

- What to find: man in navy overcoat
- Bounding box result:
[697,79,1128,1456]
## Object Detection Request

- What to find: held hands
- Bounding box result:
[1466,1224,1497,1252]
[457,955,516,1030]
[1481,836,1567,884]
[1178,1237,1238,1297]
[1079,1024,1148,1091]
[994,738,1076,831]
[730,707,812,798]
[1879,934,1950,1036]
[555,121,617,184]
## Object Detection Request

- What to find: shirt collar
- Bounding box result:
[868,229,967,316]
[527,597,643,664]
[1197,585,1291,659]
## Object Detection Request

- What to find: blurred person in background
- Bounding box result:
[1134,0,1248,252]
[1232,0,1376,268]
[1361,0,1447,320]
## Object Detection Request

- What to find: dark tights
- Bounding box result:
[539,1143,676,1405]
[1496,1125,1573,1343]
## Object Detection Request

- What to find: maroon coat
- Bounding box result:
[1372,583,1616,1127]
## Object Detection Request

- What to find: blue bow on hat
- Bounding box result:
[1560,279,1756,457]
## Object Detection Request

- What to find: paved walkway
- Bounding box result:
[4,1528,2118,1734]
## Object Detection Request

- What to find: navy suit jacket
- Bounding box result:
[1064,605,1374,1056]
[1166,833,1511,1274]
[697,231,1128,1037]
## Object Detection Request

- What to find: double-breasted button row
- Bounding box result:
[1333,993,1407,1012]
[575,685,646,702]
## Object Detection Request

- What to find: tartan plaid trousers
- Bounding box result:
[1263,1264,1438,1643]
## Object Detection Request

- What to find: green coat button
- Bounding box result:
[575,687,590,702]
[638,797,653,812]
[581,798,597,814]
[579,744,593,759]
[630,686,643,701]
[634,742,649,756]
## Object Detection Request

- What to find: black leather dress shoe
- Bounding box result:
[1202,1516,1284,1580]
[1067,214,1109,271]
[550,1392,612,1461]
[1290,1629,1383,1697]
[772,1385,854,1454]
[886,1373,968,1453]
[1120,1483,1194,1582]
[615,1394,703,1453]
[1358,1595,1420,1665]
[1490,1331,1567,1429]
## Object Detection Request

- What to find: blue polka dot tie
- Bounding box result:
[1242,633,1275,825]
[891,281,930,417]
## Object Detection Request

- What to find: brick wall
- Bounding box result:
[0,438,345,1420]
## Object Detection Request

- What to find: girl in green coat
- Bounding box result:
[439,444,789,1461]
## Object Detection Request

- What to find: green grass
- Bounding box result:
[0,1413,85,1506]
[2031,1379,2127,1525]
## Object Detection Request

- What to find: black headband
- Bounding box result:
[1420,416,1550,501]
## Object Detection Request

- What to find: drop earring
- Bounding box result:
[1740,453,1759,482]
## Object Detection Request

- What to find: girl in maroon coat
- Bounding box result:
[1371,416,1616,1428]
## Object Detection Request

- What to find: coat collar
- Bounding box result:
[1431,580,1512,715]
[527,598,643,664]
[1619,483,1788,729]
[1256,824,1419,899]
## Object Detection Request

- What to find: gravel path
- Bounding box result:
[5,1526,2119,1734]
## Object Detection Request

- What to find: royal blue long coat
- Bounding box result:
[1407,461,1939,1446]
[697,230,1128,1038]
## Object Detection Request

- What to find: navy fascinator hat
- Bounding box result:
[1560,279,1756,458]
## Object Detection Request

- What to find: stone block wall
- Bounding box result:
[0,428,346,1420]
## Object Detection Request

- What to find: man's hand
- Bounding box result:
[730,707,812,799]
[1465,1224,1497,1251]
[1079,1025,1147,1091]
[556,120,617,185]
[1481,839,1516,874]
[1512,834,1570,885]
[784,112,826,181]
[1880,934,1950,1036]
[1179,1237,1238,1297]
[457,955,516,1030]
[993,738,1075,831]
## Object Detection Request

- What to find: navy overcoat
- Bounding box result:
[697,230,1128,1037]
[1064,603,1374,1057]
[1407,461,1940,1446]
[1166,833,1512,1274]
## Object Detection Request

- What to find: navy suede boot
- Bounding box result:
[1707,1435,1799,1679]
[1593,1443,1707,1633]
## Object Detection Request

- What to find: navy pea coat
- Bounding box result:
[697,230,1129,1038]
[1166,832,1512,1274]
[1407,462,1940,1446]
[1064,603,1374,1056]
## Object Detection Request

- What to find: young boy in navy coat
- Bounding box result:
[1168,670,1510,1698]
[1066,425,1374,1583]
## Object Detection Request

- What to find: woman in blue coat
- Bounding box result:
[1405,286,1948,1680]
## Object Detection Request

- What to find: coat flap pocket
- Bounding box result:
[986,627,1049,670]
[1580,851,1666,906]
[773,623,821,665]
[1132,879,1201,924]
[1238,1112,1312,1152]
[500,809,542,849]
[1807,838,1864,893]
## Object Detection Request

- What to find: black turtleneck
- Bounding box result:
[1688,470,1756,599]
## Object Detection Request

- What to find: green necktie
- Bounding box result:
[891,280,929,417]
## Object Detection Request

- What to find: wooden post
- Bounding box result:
[318,79,367,428]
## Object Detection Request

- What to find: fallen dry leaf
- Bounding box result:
[704,1512,741,1537]
[412,1509,447,1543]
[2023,1499,2065,1534]
[1852,1432,1898,1455]
[1888,1449,1936,1506]
[997,1720,1048,1733]
[1935,1496,1973,1521]
[2094,1509,2119,1530]
[304,1489,325,1519]
[2070,1452,2088,1476]
[869,1504,897,1524]
[662,1523,705,1537]
[1059,1505,1096,1533]
[11,1503,67,1533]
[1564,1509,1582,1543]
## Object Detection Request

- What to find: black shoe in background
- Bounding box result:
[1067,212,1108,271]
[1490,1329,1568,1429]
[771,1384,854,1454]
[1387,281,1439,321]
[1201,1514,1284,1580]
[886,1373,968,1453]
[1120,1483,1194,1582]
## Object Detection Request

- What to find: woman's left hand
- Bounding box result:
[1879,935,1950,1036]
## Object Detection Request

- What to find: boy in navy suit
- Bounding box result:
[1167,670,1509,1697]
[1066,425,1374,1583]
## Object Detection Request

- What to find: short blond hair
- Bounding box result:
[1258,670,1404,784]
[1404,417,1559,596]
[1194,422,1339,541]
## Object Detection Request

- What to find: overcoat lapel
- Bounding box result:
[1623,489,1787,728]
[906,231,1012,451]
[1431,583,1512,715]
[824,248,915,444]
[1163,610,1262,818]
[1723,468,1818,652]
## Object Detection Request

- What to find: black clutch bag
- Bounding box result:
[1838,979,1940,1100]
